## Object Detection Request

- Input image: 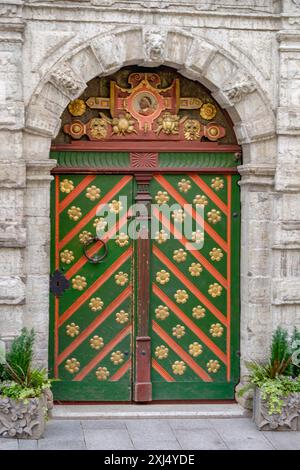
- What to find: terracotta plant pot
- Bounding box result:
[0,389,52,439]
[253,387,300,431]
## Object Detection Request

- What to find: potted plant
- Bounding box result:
[239,327,300,431]
[0,328,53,439]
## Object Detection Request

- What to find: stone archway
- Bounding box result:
[23,26,276,393]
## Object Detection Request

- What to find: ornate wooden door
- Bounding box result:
[50,174,134,401]
[150,173,240,400]
[50,168,240,402]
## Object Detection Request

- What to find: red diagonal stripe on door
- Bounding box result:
[152,359,175,382]
[189,175,228,215]
[73,325,131,381]
[153,284,227,364]
[153,246,227,326]
[153,207,227,288]
[152,321,212,382]
[58,175,132,250]
[58,247,133,327]
[65,212,129,280]
[110,359,131,382]
[57,286,131,364]
[154,175,227,252]
[59,175,96,213]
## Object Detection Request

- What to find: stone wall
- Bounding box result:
[0,0,299,395]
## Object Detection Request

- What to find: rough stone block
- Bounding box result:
[165,31,193,68]
[272,278,300,305]
[184,37,216,75]
[0,276,25,305]
[70,46,103,83]
[0,161,25,188]
[0,222,26,248]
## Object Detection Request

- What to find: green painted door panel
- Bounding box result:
[149,174,240,400]
[49,163,240,402]
[50,174,134,401]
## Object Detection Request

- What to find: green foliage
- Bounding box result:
[0,379,52,402]
[0,328,35,384]
[239,326,300,415]
[260,376,300,415]
[291,327,300,378]
[0,328,53,402]
[270,326,292,377]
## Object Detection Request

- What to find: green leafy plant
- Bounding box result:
[238,326,300,415]
[291,327,300,378]
[260,376,300,415]
[0,328,53,402]
[269,326,292,377]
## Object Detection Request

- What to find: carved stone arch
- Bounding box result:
[25,26,275,147]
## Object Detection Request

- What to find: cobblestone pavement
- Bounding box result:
[1,418,300,450]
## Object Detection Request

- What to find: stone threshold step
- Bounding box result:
[52,403,250,420]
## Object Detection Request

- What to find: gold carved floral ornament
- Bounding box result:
[178,178,191,193]
[68,99,86,117]
[172,324,186,339]
[86,185,101,201]
[172,361,186,375]
[200,103,217,121]
[209,248,224,262]
[115,233,129,247]
[189,342,203,357]
[89,297,104,312]
[183,119,201,141]
[189,263,203,277]
[115,310,129,324]
[96,366,110,381]
[174,290,189,304]
[208,283,223,298]
[172,208,185,223]
[210,323,224,338]
[79,231,93,244]
[60,179,74,194]
[68,206,82,221]
[155,230,168,244]
[72,275,87,291]
[115,271,129,286]
[207,209,221,224]
[155,305,170,320]
[66,323,80,338]
[155,112,180,135]
[192,305,206,319]
[193,194,208,206]
[109,199,123,214]
[173,248,187,263]
[211,177,224,191]
[109,112,137,136]
[89,335,104,350]
[156,270,170,285]
[207,359,220,373]
[191,230,204,244]
[93,217,108,230]
[65,358,80,374]
[60,249,75,265]
[111,350,124,365]
[155,345,169,359]
[155,191,170,205]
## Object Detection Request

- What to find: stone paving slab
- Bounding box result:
[0,418,300,450]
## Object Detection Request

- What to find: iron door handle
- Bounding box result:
[83,236,108,264]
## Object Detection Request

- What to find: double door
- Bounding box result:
[50,171,240,401]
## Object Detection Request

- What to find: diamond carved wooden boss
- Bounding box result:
[130,152,158,168]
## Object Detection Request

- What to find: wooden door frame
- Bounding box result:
[50,142,241,402]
